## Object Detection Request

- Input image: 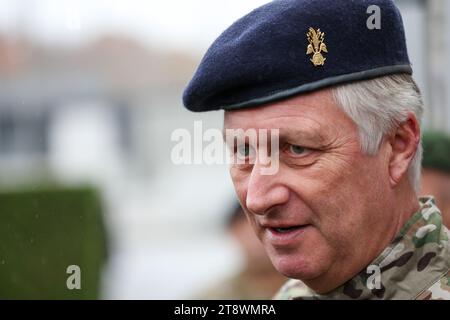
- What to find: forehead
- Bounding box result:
[223,89,356,138]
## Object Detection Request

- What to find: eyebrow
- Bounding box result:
[278,129,327,145]
[221,126,328,146]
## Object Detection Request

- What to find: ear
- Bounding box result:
[387,112,421,187]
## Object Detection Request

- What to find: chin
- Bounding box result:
[269,251,328,281]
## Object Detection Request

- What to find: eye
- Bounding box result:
[288,144,311,156]
[236,144,253,158]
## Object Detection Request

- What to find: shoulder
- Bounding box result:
[415,268,450,300]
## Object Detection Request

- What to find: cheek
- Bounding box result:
[229,167,248,203]
[293,147,386,209]
[285,158,358,221]
[313,201,362,256]
[284,156,380,252]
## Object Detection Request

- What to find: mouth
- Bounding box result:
[264,224,311,246]
[272,226,301,233]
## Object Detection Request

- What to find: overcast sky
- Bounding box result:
[0,0,271,53]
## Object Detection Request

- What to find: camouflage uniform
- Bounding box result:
[274,197,450,300]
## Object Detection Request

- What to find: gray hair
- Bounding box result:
[331,74,424,193]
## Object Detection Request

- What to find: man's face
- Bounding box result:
[224,89,396,286]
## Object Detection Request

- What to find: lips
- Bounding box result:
[263,224,311,246]
[273,226,300,233]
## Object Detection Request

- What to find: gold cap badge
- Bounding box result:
[306,27,328,67]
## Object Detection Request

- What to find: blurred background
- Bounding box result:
[0,0,449,299]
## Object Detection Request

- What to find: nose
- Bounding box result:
[245,161,289,215]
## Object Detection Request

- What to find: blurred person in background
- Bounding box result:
[421,131,450,228]
[200,203,286,299]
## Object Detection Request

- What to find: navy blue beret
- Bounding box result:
[183,0,412,112]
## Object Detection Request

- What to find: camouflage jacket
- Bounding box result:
[274,197,450,300]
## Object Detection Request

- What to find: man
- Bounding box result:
[421,131,450,227]
[183,0,450,299]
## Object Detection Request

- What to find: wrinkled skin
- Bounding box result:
[224,89,420,293]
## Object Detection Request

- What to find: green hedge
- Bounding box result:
[0,186,108,299]
[422,131,450,174]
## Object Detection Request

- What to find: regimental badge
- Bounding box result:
[306,27,328,67]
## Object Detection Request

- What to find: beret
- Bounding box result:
[422,131,450,174]
[183,0,412,112]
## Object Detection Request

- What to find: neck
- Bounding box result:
[391,180,421,236]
